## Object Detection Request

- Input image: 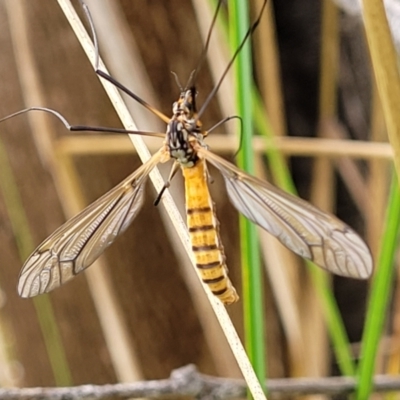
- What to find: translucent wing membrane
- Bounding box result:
[198,147,373,279]
[18,150,164,298]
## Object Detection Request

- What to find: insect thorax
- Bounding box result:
[167,88,204,168]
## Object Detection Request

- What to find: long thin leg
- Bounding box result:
[206,115,242,135]
[0,107,165,138]
[188,0,224,88]
[154,162,180,206]
[196,0,268,120]
[79,0,170,124]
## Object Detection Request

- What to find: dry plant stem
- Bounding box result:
[255,0,286,138]
[258,230,304,375]
[362,0,400,177]
[253,0,303,378]
[367,84,389,256]
[323,120,371,217]
[58,135,393,159]
[5,365,400,399]
[254,160,305,377]
[314,0,338,211]
[56,1,266,399]
[83,0,238,377]
[308,0,337,383]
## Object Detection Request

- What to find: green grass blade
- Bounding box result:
[0,137,72,386]
[356,173,400,399]
[229,0,266,390]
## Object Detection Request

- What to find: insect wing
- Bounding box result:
[198,148,373,279]
[18,150,163,298]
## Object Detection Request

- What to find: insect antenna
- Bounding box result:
[171,71,184,92]
[196,0,268,120]
[79,0,170,124]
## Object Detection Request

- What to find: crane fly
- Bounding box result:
[3,0,373,304]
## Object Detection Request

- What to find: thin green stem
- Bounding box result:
[230,0,266,391]
[356,173,400,399]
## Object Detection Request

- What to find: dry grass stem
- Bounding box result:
[57,135,393,159]
[57,0,266,398]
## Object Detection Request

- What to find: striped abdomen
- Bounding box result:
[182,158,239,305]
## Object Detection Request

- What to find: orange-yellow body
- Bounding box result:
[182,158,238,305]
